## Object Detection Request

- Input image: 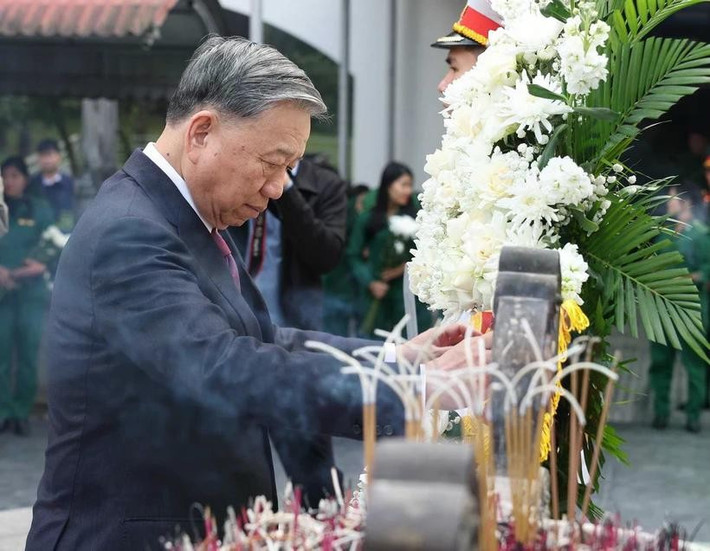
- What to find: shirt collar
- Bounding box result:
[42,173,62,186]
[143,142,213,232]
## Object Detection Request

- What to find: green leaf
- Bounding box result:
[573,106,619,121]
[528,84,568,102]
[538,124,568,170]
[610,0,710,42]
[581,193,709,356]
[541,0,572,21]
[571,39,710,172]
[571,207,600,233]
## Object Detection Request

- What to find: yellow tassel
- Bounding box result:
[538,300,589,462]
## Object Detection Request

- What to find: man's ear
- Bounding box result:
[185,110,216,164]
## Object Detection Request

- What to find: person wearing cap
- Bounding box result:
[431,0,503,95]
[29,138,75,227]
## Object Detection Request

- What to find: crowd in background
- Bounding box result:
[0,139,74,437]
[1,127,709,436]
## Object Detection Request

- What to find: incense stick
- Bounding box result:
[581,358,619,519]
[363,402,376,472]
[567,368,580,521]
[549,411,559,520]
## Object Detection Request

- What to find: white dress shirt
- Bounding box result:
[143,142,213,232]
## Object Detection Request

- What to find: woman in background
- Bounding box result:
[347,161,433,337]
[0,156,53,436]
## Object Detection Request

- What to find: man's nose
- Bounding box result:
[438,72,454,95]
[262,174,286,200]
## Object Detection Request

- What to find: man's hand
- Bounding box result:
[0,265,16,290]
[368,280,389,300]
[426,332,493,372]
[399,324,470,364]
[424,333,494,409]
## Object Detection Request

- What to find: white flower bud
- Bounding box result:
[612,163,623,172]
[606,175,616,183]
[628,175,637,184]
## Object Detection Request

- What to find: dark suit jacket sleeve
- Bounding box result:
[275,169,347,274]
[91,215,403,438]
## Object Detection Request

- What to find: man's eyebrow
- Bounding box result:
[264,147,298,159]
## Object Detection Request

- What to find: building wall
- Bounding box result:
[393,0,461,187]
[218,0,459,187]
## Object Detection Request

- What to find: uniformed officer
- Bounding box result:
[648,187,710,433]
[0,156,53,436]
[431,0,503,95]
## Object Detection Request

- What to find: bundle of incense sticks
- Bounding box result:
[166,329,705,551]
[162,475,364,551]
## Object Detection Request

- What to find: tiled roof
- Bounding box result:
[0,0,178,39]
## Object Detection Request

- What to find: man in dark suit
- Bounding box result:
[26,37,478,550]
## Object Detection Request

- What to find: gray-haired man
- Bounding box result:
[26,37,480,550]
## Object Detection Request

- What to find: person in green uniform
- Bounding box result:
[347,162,433,338]
[323,184,370,336]
[0,156,53,436]
[648,187,710,433]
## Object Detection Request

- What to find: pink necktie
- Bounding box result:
[211,229,241,291]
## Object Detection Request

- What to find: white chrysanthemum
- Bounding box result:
[497,72,572,144]
[468,149,529,209]
[503,11,563,61]
[424,148,456,178]
[538,156,594,205]
[442,68,486,109]
[498,174,560,227]
[559,242,590,304]
[469,44,520,92]
[388,215,418,239]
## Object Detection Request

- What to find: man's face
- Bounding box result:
[38,150,61,174]
[437,46,482,95]
[185,102,310,230]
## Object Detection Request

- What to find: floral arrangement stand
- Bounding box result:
[489,246,561,468]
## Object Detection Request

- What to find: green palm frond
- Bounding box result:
[610,0,710,43]
[581,192,708,360]
[571,38,710,170]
